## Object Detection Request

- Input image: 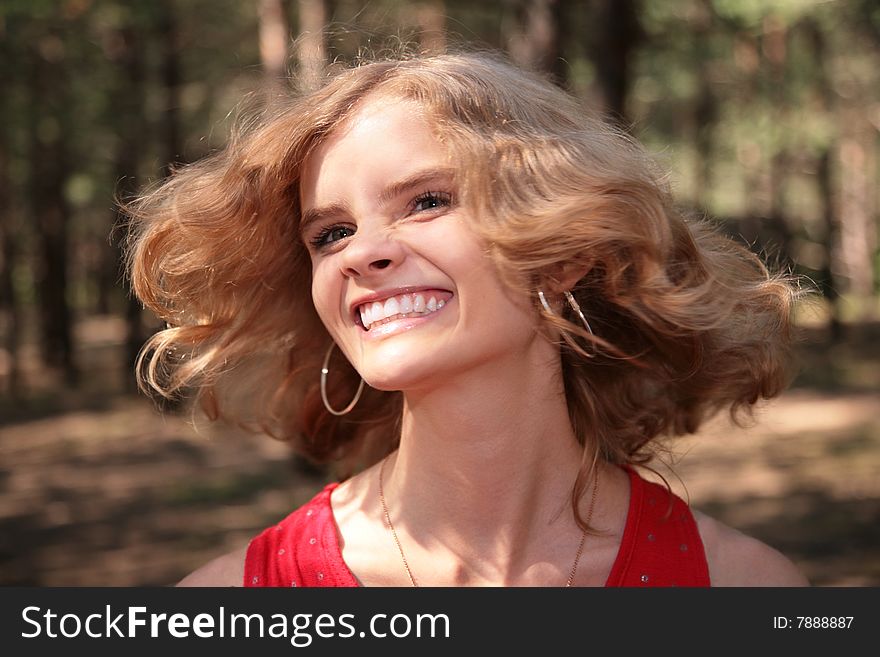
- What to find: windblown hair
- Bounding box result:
[125,51,800,525]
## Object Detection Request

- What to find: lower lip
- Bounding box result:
[360,302,451,341]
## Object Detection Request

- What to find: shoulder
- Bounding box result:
[176,546,248,587]
[176,483,339,587]
[692,510,810,587]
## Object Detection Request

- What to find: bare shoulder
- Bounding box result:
[176,546,248,587]
[693,510,810,587]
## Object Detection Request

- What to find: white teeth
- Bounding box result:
[384,296,400,316]
[358,292,450,330]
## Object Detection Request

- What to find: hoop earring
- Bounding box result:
[538,289,553,314]
[320,342,365,416]
[563,290,594,336]
[537,289,596,357]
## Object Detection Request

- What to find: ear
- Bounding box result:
[544,262,591,293]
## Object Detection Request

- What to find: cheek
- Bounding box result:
[428,221,488,271]
[309,262,339,326]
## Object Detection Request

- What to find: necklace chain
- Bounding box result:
[378,455,600,587]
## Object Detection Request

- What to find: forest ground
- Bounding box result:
[0,315,877,586]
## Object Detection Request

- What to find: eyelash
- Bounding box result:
[309,224,354,249]
[308,190,454,250]
[411,190,453,213]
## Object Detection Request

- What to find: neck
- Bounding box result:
[380,340,594,582]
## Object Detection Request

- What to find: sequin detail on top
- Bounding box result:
[243,466,710,587]
[243,483,358,588]
[603,466,710,587]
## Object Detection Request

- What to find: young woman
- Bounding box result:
[127,52,809,587]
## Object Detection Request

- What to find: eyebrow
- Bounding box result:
[299,167,456,238]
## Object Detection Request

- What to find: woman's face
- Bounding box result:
[299,97,541,392]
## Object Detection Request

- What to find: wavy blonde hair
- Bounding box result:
[125,51,800,527]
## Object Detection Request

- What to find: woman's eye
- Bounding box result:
[311,225,355,249]
[412,191,452,213]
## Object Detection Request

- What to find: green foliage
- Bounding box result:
[0,0,877,337]
[712,0,825,26]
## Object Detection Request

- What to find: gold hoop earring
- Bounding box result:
[320,342,365,416]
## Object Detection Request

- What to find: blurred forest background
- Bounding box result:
[0,0,878,586]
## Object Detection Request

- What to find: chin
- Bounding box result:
[358,349,454,393]
[362,366,433,393]
[352,336,446,391]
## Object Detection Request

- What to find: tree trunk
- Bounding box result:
[692,0,717,209]
[836,126,877,311]
[158,0,182,174]
[259,0,291,82]
[296,0,328,92]
[763,14,790,234]
[804,17,847,336]
[104,19,150,384]
[507,0,568,85]
[0,104,21,397]
[416,0,446,55]
[28,40,77,383]
[816,149,843,341]
[591,0,641,124]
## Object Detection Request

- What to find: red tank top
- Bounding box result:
[243,465,710,587]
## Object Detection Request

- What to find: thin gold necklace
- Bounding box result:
[378,454,600,587]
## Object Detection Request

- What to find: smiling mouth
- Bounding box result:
[356,290,454,331]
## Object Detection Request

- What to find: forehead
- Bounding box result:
[300,98,450,204]
[333,95,431,141]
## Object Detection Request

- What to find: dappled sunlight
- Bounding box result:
[1,314,878,586]
[0,397,328,586]
[1,389,876,586]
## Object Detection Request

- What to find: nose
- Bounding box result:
[338,224,405,279]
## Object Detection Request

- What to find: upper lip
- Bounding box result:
[349,286,453,321]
